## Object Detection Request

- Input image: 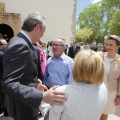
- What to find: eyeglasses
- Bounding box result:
[51,44,64,47]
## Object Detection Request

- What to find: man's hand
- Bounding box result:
[36,79,48,91]
[42,86,66,106]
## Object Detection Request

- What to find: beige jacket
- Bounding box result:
[101,52,120,95]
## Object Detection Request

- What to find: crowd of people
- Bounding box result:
[0,12,120,120]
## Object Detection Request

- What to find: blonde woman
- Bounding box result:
[100,35,120,120]
[48,50,107,120]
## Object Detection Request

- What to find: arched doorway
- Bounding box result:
[0,24,14,42]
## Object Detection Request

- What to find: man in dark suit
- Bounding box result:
[1,12,66,120]
[91,43,98,52]
[68,41,80,59]
[0,39,4,115]
[0,39,8,116]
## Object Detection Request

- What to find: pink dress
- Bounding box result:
[36,46,46,75]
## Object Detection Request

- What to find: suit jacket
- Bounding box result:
[91,45,98,52]
[68,46,80,58]
[101,52,120,94]
[0,50,3,83]
[1,32,43,120]
[0,50,4,105]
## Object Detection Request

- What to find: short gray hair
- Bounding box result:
[58,38,65,46]
[22,12,45,32]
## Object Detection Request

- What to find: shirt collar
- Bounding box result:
[52,53,66,60]
[21,30,32,44]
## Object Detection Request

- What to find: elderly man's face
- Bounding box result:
[52,39,64,58]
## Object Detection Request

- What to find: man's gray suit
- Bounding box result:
[1,32,43,120]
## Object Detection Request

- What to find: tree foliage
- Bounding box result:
[76,28,93,43]
[77,0,120,44]
[77,3,104,43]
[109,9,120,36]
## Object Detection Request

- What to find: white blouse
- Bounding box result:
[49,82,107,120]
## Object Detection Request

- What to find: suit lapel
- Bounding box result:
[17,32,34,50]
[17,32,38,60]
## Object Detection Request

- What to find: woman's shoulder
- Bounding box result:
[55,85,67,91]
[116,54,120,62]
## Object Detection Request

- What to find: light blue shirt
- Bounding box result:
[43,53,74,88]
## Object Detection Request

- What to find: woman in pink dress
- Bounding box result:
[35,41,46,75]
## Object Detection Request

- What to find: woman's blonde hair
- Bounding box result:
[72,50,104,84]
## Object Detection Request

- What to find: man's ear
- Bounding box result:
[34,24,40,31]
[36,24,40,30]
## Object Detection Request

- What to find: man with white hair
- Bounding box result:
[43,38,74,88]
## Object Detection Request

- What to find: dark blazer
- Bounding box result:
[1,32,43,120]
[0,50,3,82]
[0,50,4,105]
[91,45,98,52]
[68,46,80,58]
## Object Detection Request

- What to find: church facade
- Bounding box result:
[0,0,76,46]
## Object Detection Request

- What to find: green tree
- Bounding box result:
[109,9,120,36]
[101,0,120,35]
[77,3,104,43]
[77,0,120,44]
[76,28,93,43]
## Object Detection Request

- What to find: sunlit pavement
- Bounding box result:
[0,114,120,120]
[1,99,119,120]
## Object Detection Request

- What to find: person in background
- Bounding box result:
[83,44,90,50]
[47,41,53,58]
[117,46,120,54]
[43,38,74,88]
[68,41,80,59]
[79,42,84,51]
[48,50,107,120]
[64,44,68,55]
[1,12,66,120]
[61,38,68,55]
[41,42,47,65]
[100,35,120,120]
[91,43,98,52]
[46,42,50,50]
[35,41,46,76]
[33,44,43,82]
[0,39,9,117]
